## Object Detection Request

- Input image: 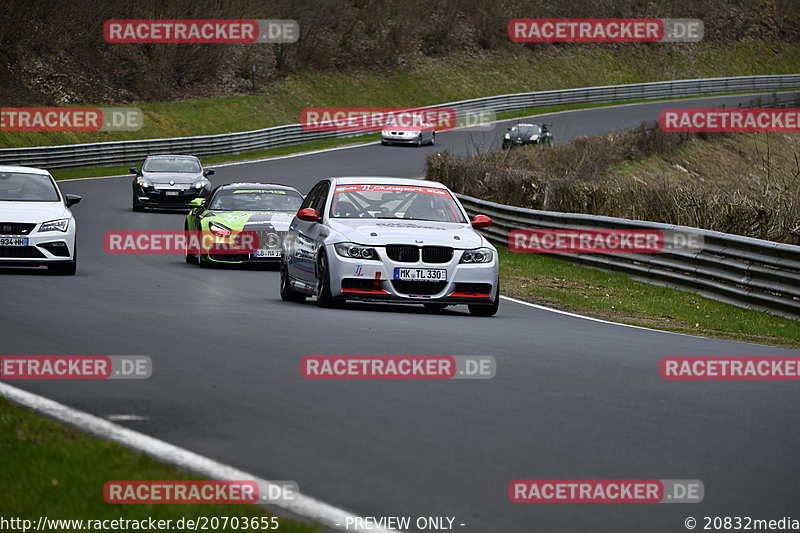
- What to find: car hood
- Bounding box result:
[202,210,294,231]
[0,201,68,223]
[141,171,202,185]
[328,219,484,248]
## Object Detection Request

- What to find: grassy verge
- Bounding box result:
[2,41,799,149]
[498,248,800,348]
[50,135,380,181]
[0,397,319,532]
[50,90,789,182]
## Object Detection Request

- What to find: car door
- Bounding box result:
[288,180,330,283]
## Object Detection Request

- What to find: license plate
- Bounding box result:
[0,237,27,246]
[165,191,179,196]
[394,268,447,281]
[253,249,281,258]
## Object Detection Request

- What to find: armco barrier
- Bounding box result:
[1,74,799,169]
[457,194,800,320]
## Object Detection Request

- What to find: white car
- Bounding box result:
[280,177,499,316]
[0,166,81,275]
[381,122,436,146]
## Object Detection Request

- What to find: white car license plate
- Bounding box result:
[253,249,281,258]
[394,268,447,281]
[165,191,179,196]
[0,237,27,246]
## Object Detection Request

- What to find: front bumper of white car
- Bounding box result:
[325,243,498,304]
[0,219,76,266]
[381,131,421,144]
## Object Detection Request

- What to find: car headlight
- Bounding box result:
[334,242,379,260]
[460,248,493,263]
[530,135,539,141]
[192,180,207,189]
[208,222,232,238]
[504,133,511,139]
[136,178,151,188]
[38,218,69,232]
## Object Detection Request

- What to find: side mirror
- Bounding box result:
[65,194,82,207]
[188,198,204,208]
[471,214,492,228]
[297,207,321,222]
[129,167,139,174]
[203,169,215,177]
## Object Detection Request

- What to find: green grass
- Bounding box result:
[2,40,799,149]
[0,397,319,532]
[50,135,380,181]
[498,248,800,347]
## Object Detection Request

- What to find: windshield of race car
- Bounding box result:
[209,189,303,212]
[511,124,542,135]
[330,184,466,223]
[0,172,60,202]
[142,157,201,173]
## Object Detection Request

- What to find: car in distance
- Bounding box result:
[184,182,304,267]
[381,121,436,146]
[130,155,214,211]
[501,123,553,149]
[0,165,81,275]
[280,177,499,316]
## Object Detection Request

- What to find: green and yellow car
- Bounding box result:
[184,182,303,266]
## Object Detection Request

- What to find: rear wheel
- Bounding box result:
[468,280,499,317]
[429,133,436,146]
[280,261,307,302]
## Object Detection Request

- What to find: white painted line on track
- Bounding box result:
[0,382,401,533]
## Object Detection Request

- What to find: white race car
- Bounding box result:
[380,122,436,146]
[0,166,81,275]
[280,177,499,316]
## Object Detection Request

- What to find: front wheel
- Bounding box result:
[415,135,423,147]
[315,251,340,308]
[48,246,77,275]
[429,133,436,146]
[280,261,307,302]
[184,224,198,264]
[468,280,499,317]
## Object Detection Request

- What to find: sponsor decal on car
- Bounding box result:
[333,184,453,197]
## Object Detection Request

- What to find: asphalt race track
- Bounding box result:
[2,94,800,533]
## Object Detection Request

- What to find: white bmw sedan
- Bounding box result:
[0,166,81,275]
[280,177,499,316]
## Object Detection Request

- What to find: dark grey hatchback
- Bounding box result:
[130,154,214,211]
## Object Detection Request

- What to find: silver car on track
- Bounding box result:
[280,177,499,316]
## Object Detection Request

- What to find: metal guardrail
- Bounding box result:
[457,194,800,321]
[2,74,799,169]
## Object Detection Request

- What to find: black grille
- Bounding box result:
[0,223,35,235]
[39,241,70,257]
[386,245,419,262]
[421,246,453,263]
[391,280,447,295]
[0,246,45,258]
